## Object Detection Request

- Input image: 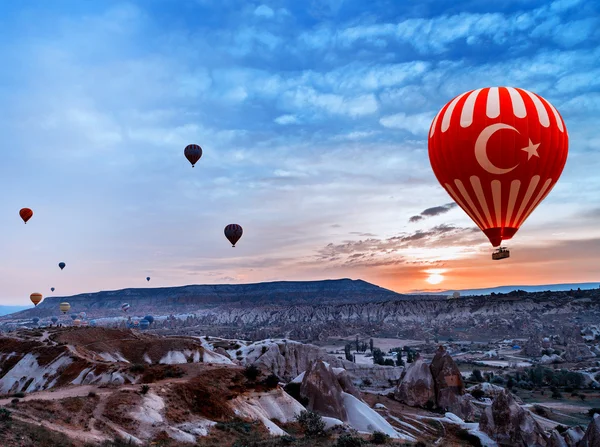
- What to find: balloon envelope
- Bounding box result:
[32,317,40,324]
[70,313,78,321]
[89,320,97,327]
[144,315,154,324]
[51,287,55,292]
[30,293,43,306]
[184,144,203,167]
[146,277,150,282]
[19,208,33,224]
[224,224,243,247]
[51,317,59,324]
[60,302,71,314]
[73,319,81,326]
[428,86,568,247]
[121,303,130,312]
[58,262,66,270]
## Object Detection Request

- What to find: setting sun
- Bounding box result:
[424,269,447,285]
[426,274,444,285]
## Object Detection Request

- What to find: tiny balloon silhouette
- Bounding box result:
[20,208,33,224]
[184,144,203,167]
[224,224,243,247]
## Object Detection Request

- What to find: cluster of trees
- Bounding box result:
[343,340,417,367]
[468,365,591,397]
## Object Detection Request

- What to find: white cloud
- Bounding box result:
[281,87,378,117]
[274,114,299,125]
[379,112,435,135]
[254,4,274,18]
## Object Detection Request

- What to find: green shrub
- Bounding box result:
[370,430,390,444]
[336,433,364,446]
[263,374,280,389]
[471,389,485,400]
[0,408,11,422]
[244,365,260,381]
[129,363,145,373]
[296,410,326,437]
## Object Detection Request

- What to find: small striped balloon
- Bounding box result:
[224,224,243,247]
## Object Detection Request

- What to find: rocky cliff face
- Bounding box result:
[300,360,347,421]
[394,348,474,420]
[579,414,600,447]
[479,390,548,446]
[247,339,402,385]
[395,356,435,407]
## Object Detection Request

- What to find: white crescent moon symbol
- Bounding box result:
[475,123,520,175]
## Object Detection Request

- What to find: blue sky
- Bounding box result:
[1,0,599,304]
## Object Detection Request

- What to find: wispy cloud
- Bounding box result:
[409,203,458,222]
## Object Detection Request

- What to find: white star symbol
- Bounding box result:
[521,139,540,161]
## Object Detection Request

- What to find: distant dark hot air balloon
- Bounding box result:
[19,208,33,224]
[70,313,78,321]
[89,320,97,327]
[144,315,154,324]
[51,316,58,324]
[30,293,43,306]
[146,277,150,282]
[32,317,40,325]
[51,287,55,292]
[58,262,66,270]
[224,224,243,247]
[184,144,203,167]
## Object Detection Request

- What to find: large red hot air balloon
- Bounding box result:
[428,87,568,259]
[224,224,243,247]
[184,144,203,167]
[20,208,33,224]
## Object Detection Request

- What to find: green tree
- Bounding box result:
[369,338,374,353]
[470,369,484,383]
[344,343,354,362]
[396,351,404,367]
[372,348,385,365]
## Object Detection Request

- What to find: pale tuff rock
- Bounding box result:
[395,356,436,408]
[479,389,548,446]
[564,426,584,446]
[252,339,402,386]
[253,342,333,381]
[562,343,596,362]
[579,414,600,447]
[548,430,568,447]
[300,360,348,421]
[430,346,475,421]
